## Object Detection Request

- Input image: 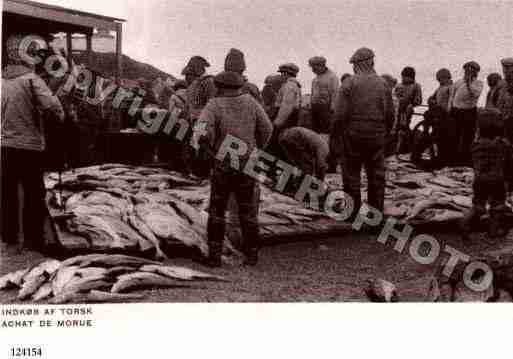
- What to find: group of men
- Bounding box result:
[170,47,395,266]
[171,47,513,266]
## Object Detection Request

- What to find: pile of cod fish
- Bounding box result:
[0,254,225,303]
[45,159,513,257]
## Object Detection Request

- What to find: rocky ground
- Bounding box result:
[1,229,507,303]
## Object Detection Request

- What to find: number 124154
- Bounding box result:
[10,347,42,357]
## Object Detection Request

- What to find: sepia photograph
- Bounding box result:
[1,0,513,311]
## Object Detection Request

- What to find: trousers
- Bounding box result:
[1,147,47,246]
[310,103,332,134]
[207,168,260,256]
[451,107,477,165]
[342,135,386,213]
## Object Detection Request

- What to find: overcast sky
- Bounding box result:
[40,0,513,94]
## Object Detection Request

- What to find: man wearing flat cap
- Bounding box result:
[274,63,302,130]
[448,61,484,164]
[331,47,394,216]
[264,63,301,160]
[496,58,513,143]
[196,71,273,267]
[308,56,339,134]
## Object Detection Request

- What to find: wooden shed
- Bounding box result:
[2,0,125,82]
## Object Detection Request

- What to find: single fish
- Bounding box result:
[86,290,145,302]
[111,272,186,293]
[75,267,109,278]
[105,266,137,277]
[52,266,80,297]
[406,199,438,220]
[32,282,53,301]
[127,213,167,260]
[22,259,61,282]
[139,264,225,281]
[18,274,48,300]
[0,268,30,290]
[83,254,161,268]
[60,254,108,267]
[51,280,113,304]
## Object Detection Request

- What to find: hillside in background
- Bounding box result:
[72,51,176,82]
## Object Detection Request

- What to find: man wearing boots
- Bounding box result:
[461,108,513,240]
[331,47,394,217]
[197,71,273,267]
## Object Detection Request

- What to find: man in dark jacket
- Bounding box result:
[331,47,394,216]
[485,73,506,109]
[461,108,513,239]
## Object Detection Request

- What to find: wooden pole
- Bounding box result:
[86,33,93,65]
[115,23,123,85]
[66,32,72,64]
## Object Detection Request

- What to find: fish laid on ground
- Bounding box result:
[407,199,439,220]
[60,254,109,267]
[18,260,61,299]
[135,203,208,255]
[85,290,145,303]
[104,266,138,277]
[52,266,80,297]
[32,282,53,301]
[127,214,166,259]
[427,176,463,189]
[18,275,48,300]
[139,264,225,281]
[53,276,113,304]
[384,205,408,218]
[67,215,123,249]
[75,267,109,278]
[111,272,187,293]
[79,254,161,268]
[451,195,472,209]
[430,209,464,222]
[0,269,30,290]
[68,215,140,250]
[22,259,61,282]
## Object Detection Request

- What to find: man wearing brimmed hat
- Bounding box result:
[196,71,272,267]
[224,48,262,103]
[331,47,394,215]
[308,56,339,134]
[182,56,217,178]
[448,61,484,164]
[497,57,513,143]
[1,34,65,255]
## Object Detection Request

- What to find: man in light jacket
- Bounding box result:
[448,61,484,164]
[1,34,65,255]
[308,56,339,134]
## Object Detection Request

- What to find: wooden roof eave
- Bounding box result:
[3,0,123,32]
